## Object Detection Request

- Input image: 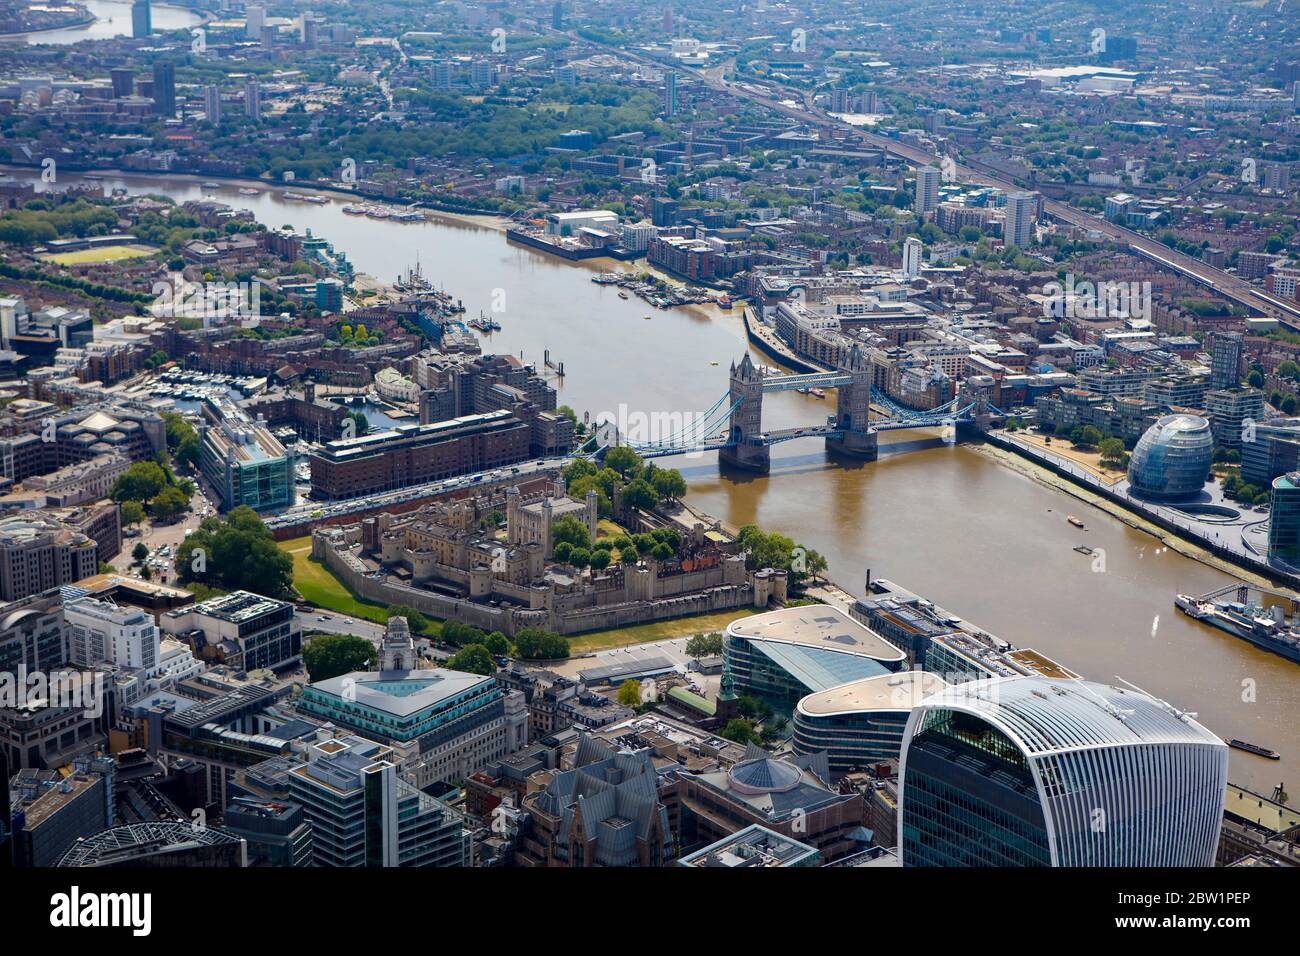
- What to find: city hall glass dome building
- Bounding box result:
[897,676,1227,867]
[1126,414,1214,502]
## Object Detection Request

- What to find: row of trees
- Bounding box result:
[110,458,195,524]
[562,451,687,520]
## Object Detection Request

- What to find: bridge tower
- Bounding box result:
[959,377,996,433]
[826,343,878,461]
[719,353,770,473]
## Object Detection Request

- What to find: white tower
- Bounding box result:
[379,616,414,673]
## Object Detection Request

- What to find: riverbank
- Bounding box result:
[971,439,1285,591]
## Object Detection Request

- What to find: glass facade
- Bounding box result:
[792,708,912,774]
[900,708,1052,867]
[724,634,895,712]
[1268,473,1300,560]
[1127,414,1213,501]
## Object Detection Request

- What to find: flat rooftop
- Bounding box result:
[797,671,950,718]
[308,667,495,718]
[728,605,905,662]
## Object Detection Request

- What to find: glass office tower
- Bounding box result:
[898,677,1228,867]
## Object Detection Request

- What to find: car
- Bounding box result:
[318,615,330,621]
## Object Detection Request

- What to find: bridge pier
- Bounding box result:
[719,440,771,474]
[826,428,878,462]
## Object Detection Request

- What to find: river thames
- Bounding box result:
[15,169,1300,791]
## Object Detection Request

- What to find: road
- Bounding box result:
[114,479,215,585]
[582,36,1300,327]
[297,608,385,643]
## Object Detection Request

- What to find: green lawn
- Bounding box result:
[281,536,393,625]
[569,607,760,654]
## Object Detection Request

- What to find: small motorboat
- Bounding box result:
[1067,515,1086,529]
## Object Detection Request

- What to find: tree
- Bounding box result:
[303,633,377,681]
[483,631,510,656]
[175,506,293,598]
[447,644,496,675]
[550,515,590,552]
[1098,437,1127,468]
[686,632,723,657]
[650,542,674,561]
[132,542,149,563]
[553,541,574,563]
[620,545,639,565]
[1248,369,1265,389]
[617,679,642,707]
[389,606,432,634]
[121,500,146,527]
[651,469,688,502]
[603,445,642,478]
[111,461,168,503]
[150,484,191,522]
[588,549,611,571]
[513,628,569,660]
[622,477,659,511]
[720,718,762,745]
[1070,425,1103,448]
[162,412,200,468]
[347,411,370,437]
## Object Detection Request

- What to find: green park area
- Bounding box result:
[568,608,758,655]
[279,536,393,625]
[41,243,157,265]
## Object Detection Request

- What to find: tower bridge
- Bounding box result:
[588,348,1001,472]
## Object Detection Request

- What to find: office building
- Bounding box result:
[1126,414,1214,501]
[431,60,453,89]
[677,824,821,867]
[901,236,923,278]
[1005,191,1038,249]
[151,60,176,117]
[1205,388,1265,450]
[0,512,103,603]
[1210,332,1244,390]
[1268,472,1300,561]
[131,0,151,38]
[914,165,941,216]
[664,71,678,116]
[286,736,469,867]
[110,68,134,98]
[308,410,531,501]
[161,590,301,673]
[221,796,313,866]
[898,676,1228,866]
[1241,417,1300,487]
[65,596,157,671]
[793,671,950,775]
[724,606,906,712]
[298,618,524,788]
[0,590,66,676]
[58,821,248,867]
[198,398,293,512]
[244,80,262,120]
[244,3,265,38]
[203,84,221,124]
[552,1,564,30]
[8,754,115,867]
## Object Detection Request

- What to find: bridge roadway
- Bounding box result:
[569,34,1300,329]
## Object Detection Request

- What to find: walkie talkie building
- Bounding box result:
[898,676,1228,867]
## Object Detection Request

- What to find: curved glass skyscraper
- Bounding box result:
[1127,414,1214,501]
[898,676,1228,867]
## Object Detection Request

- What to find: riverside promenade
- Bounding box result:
[986,429,1300,590]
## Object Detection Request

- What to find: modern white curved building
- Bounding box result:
[793,671,950,774]
[898,676,1228,867]
[724,606,907,711]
